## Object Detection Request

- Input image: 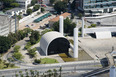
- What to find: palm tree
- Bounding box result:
[25,69,29,77]
[30,70,34,77]
[36,70,39,77]
[59,67,62,77]
[47,69,52,77]
[53,69,57,77]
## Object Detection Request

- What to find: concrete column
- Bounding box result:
[82,17,84,37]
[15,12,17,33]
[73,28,78,58]
[110,66,116,77]
[59,16,64,35]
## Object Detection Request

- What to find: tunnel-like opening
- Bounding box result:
[47,38,70,55]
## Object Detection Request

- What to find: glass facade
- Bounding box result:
[84,0,116,10]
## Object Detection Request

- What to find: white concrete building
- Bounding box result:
[5,8,25,16]
[40,31,70,56]
[0,14,19,36]
[16,0,32,9]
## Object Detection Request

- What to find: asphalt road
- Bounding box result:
[0,61,101,77]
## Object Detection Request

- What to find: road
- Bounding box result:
[0,61,101,77]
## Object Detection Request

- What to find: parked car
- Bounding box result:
[25,25,29,27]
[41,4,47,7]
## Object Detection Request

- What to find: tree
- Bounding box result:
[26,9,32,15]
[28,48,37,57]
[71,13,74,19]
[41,29,52,36]
[34,59,41,64]
[8,33,18,45]
[41,8,45,12]
[78,13,83,19]
[17,15,22,20]
[50,0,56,5]
[1,0,19,9]
[13,52,23,60]
[33,5,40,11]
[53,69,57,77]
[54,1,67,14]
[52,17,76,36]
[23,28,32,36]
[70,0,76,10]
[29,31,40,44]
[59,67,62,77]
[30,37,36,44]
[10,3,19,7]
[31,0,38,6]
[14,45,20,52]
[0,36,11,53]
[17,30,26,40]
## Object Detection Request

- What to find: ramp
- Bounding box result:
[95,31,112,39]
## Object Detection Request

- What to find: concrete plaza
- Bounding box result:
[79,37,116,59]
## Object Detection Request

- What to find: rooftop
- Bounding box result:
[6,8,25,12]
[49,12,71,22]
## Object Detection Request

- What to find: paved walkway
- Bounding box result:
[19,12,56,30]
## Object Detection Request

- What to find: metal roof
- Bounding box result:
[40,31,65,55]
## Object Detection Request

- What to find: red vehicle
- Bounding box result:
[41,4,47,7]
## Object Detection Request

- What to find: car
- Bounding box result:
[25,25,29,27]
[41,4,47,7]
[33,62,38,65]
[12,44,15,47]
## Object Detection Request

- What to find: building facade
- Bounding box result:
[0,15,19,36]
[76,0,116,16]
[16,0,32,10]
[0,2,3,10]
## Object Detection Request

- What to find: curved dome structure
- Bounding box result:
[40,31,70,56]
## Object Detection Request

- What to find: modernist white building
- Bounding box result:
[0,14,19,36]
[40,31,70,56]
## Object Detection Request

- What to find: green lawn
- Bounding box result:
[59,53,77,62]
[40,58,59,64]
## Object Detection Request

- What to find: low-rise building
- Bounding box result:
[0,14,19,36]
[49,12,71,27]
[5,8,25,16]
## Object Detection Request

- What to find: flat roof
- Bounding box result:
[6,8,25,12]
[49,12,71,22]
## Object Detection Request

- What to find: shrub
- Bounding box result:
[88,26,92,28]
[28,48,37,57]
[14,45,20,52]
[41,8,45,13]
[91,24,96,27]
[13,52,23,60]
[34,59,41,64]
[37,12,40,15]
[78,32,82,36]
[25,42,31,49]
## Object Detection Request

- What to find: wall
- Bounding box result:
[19,9,40,23]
